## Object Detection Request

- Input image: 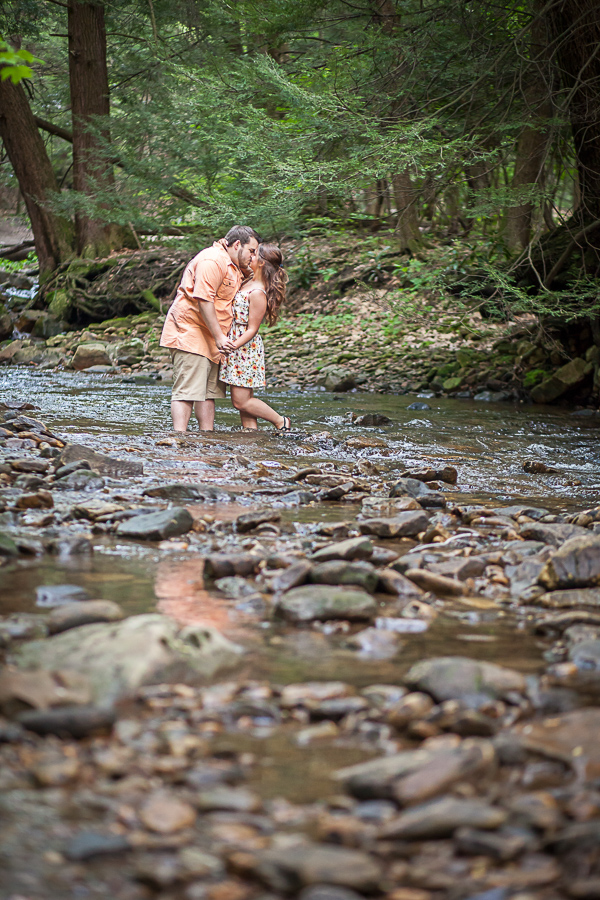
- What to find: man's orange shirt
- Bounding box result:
[160,241,242,363]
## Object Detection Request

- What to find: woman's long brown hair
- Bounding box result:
[258,243,287,325]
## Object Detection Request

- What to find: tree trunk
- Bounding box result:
[392,170,420,249]
[503,107,551,251]
[545,0,600,228]
[503,9,552,251]
[68,0,133,257]
[0,78,74,276]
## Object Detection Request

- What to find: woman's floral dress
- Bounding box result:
[219,290,266,388]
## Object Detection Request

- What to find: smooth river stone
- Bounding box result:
[379,796,507,839]
[538,587,600,608]
[116,506,193,540]
[47,600,124,634]
[405,656,527,706]
[358,509,430,538]
[275,585,377,623]
[539,535,600,590]
[139,790,197,833]
[510,708,600,780]
[253,844,382,893]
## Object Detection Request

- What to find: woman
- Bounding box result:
[220,242,291,431]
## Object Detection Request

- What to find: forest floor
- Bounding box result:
[1,229,599,407]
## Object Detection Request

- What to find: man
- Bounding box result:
[160,225,261,431]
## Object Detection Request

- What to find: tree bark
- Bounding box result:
[503,9,552,251]
[545,0,600,227]
[68,0,133,257]
[0,78,74,276]
[391,171,420,248]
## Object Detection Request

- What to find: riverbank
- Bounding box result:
[1,233,599,406]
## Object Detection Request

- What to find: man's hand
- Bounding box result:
[215,334,236,354]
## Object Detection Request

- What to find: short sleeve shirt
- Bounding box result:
[160,241,243,363]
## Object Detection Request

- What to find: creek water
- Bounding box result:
[2,369,599,690]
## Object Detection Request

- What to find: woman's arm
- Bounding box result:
[231,289,267,350]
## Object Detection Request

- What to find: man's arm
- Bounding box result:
[198,301,236,353]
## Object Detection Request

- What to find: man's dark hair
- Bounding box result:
[224,225,261,247]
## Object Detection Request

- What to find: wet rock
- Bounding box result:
[35,583,91,607]
[271,560,314,592]
[9,457,49,473]
[359,510,429,538]
[531,357,592,403]
[64,831,131,861]
[306,474,355,488]
[385,692,435,729]
[428,556,486,580]
[14,489,53,509]
[325,371,357,392]
[352,413,392,426]
[0,613,47,643]
[57,442,143,477]
[390,477,446,508]
[299,887,364,900]
[116,506,193,540]
[140,789,197,833]
[253,844,382,892]
[310,560,379,593]
[380,797,507,839]
[31,754,81,786]
[236,508,281,533]
[72,341,111,370]
[47,600,124,634]
[0,530,18,556]
[311,536,373,562]
[317,481,355,500]
[345,627,401,657]
[407,401,431,410]
[215,576,259,598]
[19,704,115,738]
[71,499,124,520]
[280,682,354,706]
[144,482,230,501]
[520,522,588,547]
[538,587,600,608]
[110,337,145,366]
[539,535,600,589]
[523,460,558,474]
[196,786,261,812]
[569,639,600,671]
[404,569,465,596]
[54,459,92,479]
[492,505,549,520]
[401,466,458,485]
[275,586,376,623]
[511,708,600,780]
[0,667,92,716]
[454,827,531,861]
[16,613,243,704]
[54,468,105,491]
[405,657,526,707]
[474,390,510,402]
[204,553,262,578]
[336,739,493,804]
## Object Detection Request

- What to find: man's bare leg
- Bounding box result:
[171,400,193,431]
[194,399,215,431]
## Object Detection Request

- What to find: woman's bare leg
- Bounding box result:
[239,409,258,429]
[231,386,285,428]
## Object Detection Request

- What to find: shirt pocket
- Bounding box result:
[216,276,237,301]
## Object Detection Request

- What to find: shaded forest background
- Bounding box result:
[1,0,600,335]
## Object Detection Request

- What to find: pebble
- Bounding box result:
[139,790,197,833]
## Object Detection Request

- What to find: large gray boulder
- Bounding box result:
[531,357,592,403]
[15,614,244,705]
[72,342,111,370]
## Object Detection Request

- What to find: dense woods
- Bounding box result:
[1,0,600,325]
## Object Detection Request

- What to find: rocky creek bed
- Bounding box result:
[2,372,600,900]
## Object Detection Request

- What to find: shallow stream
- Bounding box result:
[2,369,599,688]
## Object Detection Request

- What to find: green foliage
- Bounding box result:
[0,38,41,82]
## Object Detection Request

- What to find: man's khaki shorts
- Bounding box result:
[171,349,226,401]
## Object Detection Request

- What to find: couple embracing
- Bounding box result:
[160,225,291,433]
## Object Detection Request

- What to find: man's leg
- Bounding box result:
[171,399,193,431]
[194,399,215,431]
